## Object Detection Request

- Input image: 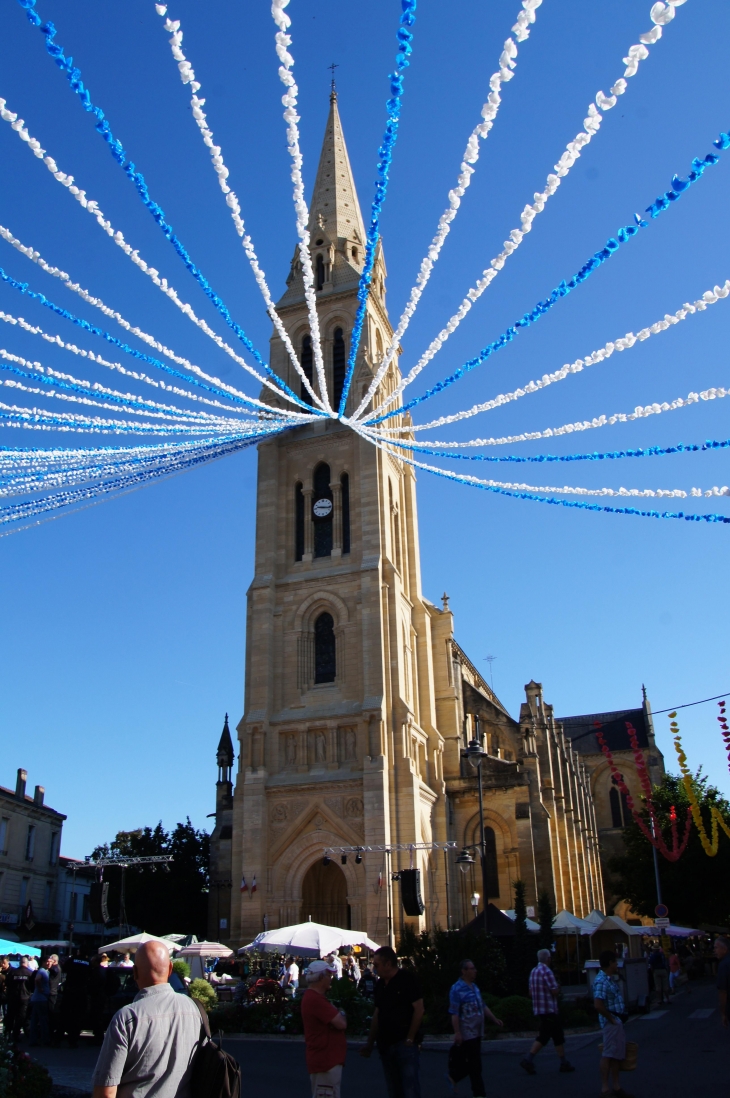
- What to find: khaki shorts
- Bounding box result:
[310,1064,343,1098]
[601,1018,626,1061]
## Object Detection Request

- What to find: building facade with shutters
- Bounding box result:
[0,768,66,940]
[208,91,658,947]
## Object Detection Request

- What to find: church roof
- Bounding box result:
[557,706,650,754]
[308,90,366,244]
[216,713,234,766]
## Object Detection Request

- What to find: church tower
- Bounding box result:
[212,91,606,947]
[228,89,449,945]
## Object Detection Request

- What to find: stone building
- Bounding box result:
[0,768,65,940]
[208,92,654,947]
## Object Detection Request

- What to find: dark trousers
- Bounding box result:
[448,1039,485,1097]
[8,1000,29,1042]
[379,1040,421,1098]
[29,1001,49,1046]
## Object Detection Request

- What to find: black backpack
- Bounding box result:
[191,999,241,1098]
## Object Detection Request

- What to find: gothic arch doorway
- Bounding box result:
[300,859,350,928]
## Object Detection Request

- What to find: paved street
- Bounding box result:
[25,979,727,1098]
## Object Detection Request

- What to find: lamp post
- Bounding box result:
[462,737,490,934]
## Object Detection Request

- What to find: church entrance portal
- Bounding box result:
[300,859,350,928]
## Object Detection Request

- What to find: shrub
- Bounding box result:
[172,960,191,981]
[189,978,217,1012]
[491,995,534,1031]
[0,1036,52,1098]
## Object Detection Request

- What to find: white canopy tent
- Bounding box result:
[500,909,540,933]
[240,921,379,958]
[552,909,594,935]
[178,941,233,980]
[99,932,179,955]
[583,909,607,927]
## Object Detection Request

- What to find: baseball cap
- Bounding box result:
[306,960,337,976]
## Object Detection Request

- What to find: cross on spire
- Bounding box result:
[328,62,339,99]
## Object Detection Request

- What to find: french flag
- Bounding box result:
[251,876,257,894]
[240,876,248,893]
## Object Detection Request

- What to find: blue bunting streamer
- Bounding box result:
[0,430,277,527]
[0,264,277,415]
[372,437,730,465]
[381,442,730,525]
[14,0,322,415]
[368,132,728,425]
[337,0,416,416]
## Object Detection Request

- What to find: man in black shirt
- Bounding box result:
[6,957,34,1042]
[360,946,424,1098]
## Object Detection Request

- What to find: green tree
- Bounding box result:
[512,879,531,990]
[88,818,210,937]
[609,772,730,928]
[537,891,554,951]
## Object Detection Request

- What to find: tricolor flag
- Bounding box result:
[250,876,257,895]
[240,876,248,893]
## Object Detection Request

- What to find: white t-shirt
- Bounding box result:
[286,962,299,985]
[332,955,343,979]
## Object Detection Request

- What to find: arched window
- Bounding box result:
[341,472,350,554]
[313,463,333,558]
[332,327,346,410]
[609,785,630,828]
[483,826,499,898]
[316,254,325,291]
[314,612,336,683]
[301,335,314,404]
[294,482,304,561]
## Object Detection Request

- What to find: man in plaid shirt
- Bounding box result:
[520,949,575,1075]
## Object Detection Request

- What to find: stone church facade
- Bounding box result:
[208,93,662,947]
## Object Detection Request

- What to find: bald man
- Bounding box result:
[92,941,202,1098]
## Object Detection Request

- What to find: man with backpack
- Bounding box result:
[92,941,203,1098]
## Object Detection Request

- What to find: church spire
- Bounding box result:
[307,90,366,246]
[216,713,234,782]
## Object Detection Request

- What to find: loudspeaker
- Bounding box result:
[399,869,425,916]
[89,881,110,925]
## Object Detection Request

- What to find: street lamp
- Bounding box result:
[461,736,490,934]
[470,892,480,919]
[456,848,475,873]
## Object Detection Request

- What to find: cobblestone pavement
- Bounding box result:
[21,978,728,1098]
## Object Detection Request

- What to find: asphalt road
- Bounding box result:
[24,977,728,1098]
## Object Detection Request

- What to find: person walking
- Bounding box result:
[46,955,62,1045]
[648,945,669,1006]
[520,949,574,1075]
[62,951,91,1048]
[593,950,632,1098]
[447,959,503,1096]
[91,941,201,1098]
[281,955,300,995]
[714,936,730,1027]
[360,946,424,1098]
[300,960,347,1098]
[0,956,10,1027]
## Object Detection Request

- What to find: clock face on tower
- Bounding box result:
[313,498,333,518]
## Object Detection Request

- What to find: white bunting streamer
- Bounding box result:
[0,309,297,423]
[362,383,728,450]
[374,280,730,435]
[0,102,304,409]
[0,223,316,419]
[270,0,331,413]
[0,397,232,435]
[155,6,324,411]
[364,0,688,421]
[362,427,727,500]
[353,0,545,421]
[0,346,250,427]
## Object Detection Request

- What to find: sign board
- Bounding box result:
[655,904,669,919]
[0,913,18,925]
[655,917,670,929]
[526,906,535,918]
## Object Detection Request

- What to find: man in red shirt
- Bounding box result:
[301,960,348,1098]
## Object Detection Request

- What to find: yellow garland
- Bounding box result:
[671,712,730,857]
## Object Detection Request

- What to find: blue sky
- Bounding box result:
[0,0,728,859]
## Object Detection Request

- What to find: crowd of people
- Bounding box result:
[1,936,728,1098]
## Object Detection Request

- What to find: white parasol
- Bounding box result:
[99,931,179,955]
[239,921,380,958]
[178,941,234,958]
